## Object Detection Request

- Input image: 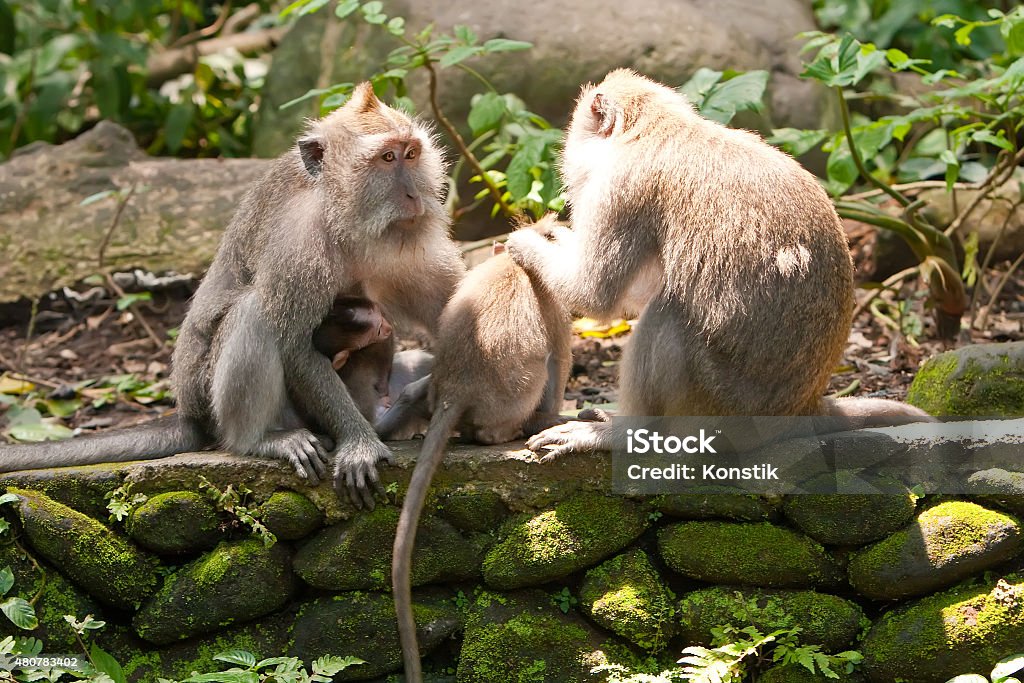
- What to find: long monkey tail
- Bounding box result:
[0,415,209,473]
[393,401,462,683]
[819,396,936,430]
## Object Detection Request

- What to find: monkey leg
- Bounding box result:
[210,291,331,484]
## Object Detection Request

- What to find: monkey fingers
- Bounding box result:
[265,429,330,484]
[525,420,613,462]
[504,228,553,274]
[333,440,392,510]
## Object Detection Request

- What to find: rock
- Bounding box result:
[257,490,323,541]
[458,590,616,683]
[578,550,676,651]
[760,664,866,682]
[861,575,1024,682]
[969,468,1024,518]
[658,521,843,589]
[847,501,1022,601]
[133,539,296,645]
[0,543,101,650]
[293,506,483,590]
[920,173,1024,263]
[127,490,221,555]
[482,493,649,590]
[907,342,1024,417]
[290,591,462,681]
[0,121,271,303]
[0,468,122,519]
[677,587,865,652]
[782,484,917,545]
[437,489,510,533]
[655,491,777,522]
[10,488,158,608]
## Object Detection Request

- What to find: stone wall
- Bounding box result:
[2,421,1024,683]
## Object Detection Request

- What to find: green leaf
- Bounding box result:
[944,676,988,683]
[972,129,1014,151]
[214,650,256,668]
[940,149,960,189]
[36,34,84,74]
[481,38,532,53]
[0,494,20,507]
[335,0,359,19]
[164,103,193,154]
[91,644,125,683]
[181,673,259,683]
[80,190,117,206]
[91,61,124,120]
[505,135,545,200]
[439,45,482,68]
[679,67,724,105]
[0,0,13,54]
[954,24,974,46]
[0,568,13,596]
[116,291,152,311]
[699,70,769,124]
[468,91,507,136]
[293,0,330,17]
[0,598,37,631]
[454,25,477,45]
[853,46,886,84]
[993,654,1024,680]
[7,421,73,443]
[1004,18,1024,56]
[825,142,858,196]
[386,17,405,36]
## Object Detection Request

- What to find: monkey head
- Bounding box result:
[295,82,447,236]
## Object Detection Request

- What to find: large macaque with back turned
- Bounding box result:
[0,84,465,508]
[506,69,930,459]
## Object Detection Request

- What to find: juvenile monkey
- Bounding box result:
[0,84,465,508]
[505,69,930,460]
[386,216,573,683]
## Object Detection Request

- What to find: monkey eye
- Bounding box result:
[381,150,396,162]
[405,147,418,160]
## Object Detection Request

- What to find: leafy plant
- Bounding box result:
[770,8,1024,339]
[198,476,275,546]
[177,649,364,683]
[551,587,577,614]
[947,653,1024,683]
[105,484,148,523]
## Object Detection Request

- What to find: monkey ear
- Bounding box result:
[298,135,325,177]
[591,93,618,137]
[347,82,382,113]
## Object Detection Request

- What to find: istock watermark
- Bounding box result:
[610,416,1024,495]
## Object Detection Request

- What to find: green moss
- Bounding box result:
[579,550,676,651]
[657,521,841,588]
[848,501,1022,600]
[293,506,481,590]
[907,343,1024,416]
[438,490,510,533]
[862,574,1024,682]
[0,468,123,518]
[460,612,590,683]
[482,493,648,590]
[677,587,865,652]
[654,491,776,521]
[132,539,296,645]
[258,491,323,541]
[760,663,865,682]
[10,488,159,608]
[783,486,917,545]
[127,491,221,555]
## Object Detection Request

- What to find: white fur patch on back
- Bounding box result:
[776,244,811,278]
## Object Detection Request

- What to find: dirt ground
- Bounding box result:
[0,226,1021,434]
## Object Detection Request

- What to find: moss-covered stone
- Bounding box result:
[438,490,510,533]
[482,493,648,590]
[258,491,323,541]
[0,468,123,519]
[760,663,865,682]
[293,506,483,590]
[677,587,865,652]
[969,468,1024,518]
[906,341,1024,416]
[133,539,296,645]
[0,543,100,650]
[848,501,1022,600]
[783,488,917,546]
[861,574,1024,682]
[458,590,615,683]
[10,488,158,608]
[578,550,675,651]
[126,491,221,555]
[654,491,776,522]
[290,590,461,680]
[657,521,842,589]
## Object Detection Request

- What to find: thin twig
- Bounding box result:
[836,87,911,208]
[967,197,1022,331]
[946,147,1024,237]
[104,273,165,349]
[17,298,40,369]
[829,378,861,399]
[843,180,972,201]
[852,266,920,321]
[97,183,137,269]
[424,58,517,218]
[170,0,233,48]
[5,373,61,390]
[978,250,1024,331]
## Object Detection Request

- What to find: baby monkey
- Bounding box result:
[383,215,573,683]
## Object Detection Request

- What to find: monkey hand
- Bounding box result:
[526,419,613,463]
[333,434,392,510]
[504,227,555,276]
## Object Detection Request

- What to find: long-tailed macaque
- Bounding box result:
[0,84,465,509]
[384,216,573,683]
[505,69,930,460]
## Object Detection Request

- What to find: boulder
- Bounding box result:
[782,486,917,546]
[127,490,221,555]
[257,490,323,541]
[482,493,648,589]
[907,342,1024,417]
[847,501,1022,600]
